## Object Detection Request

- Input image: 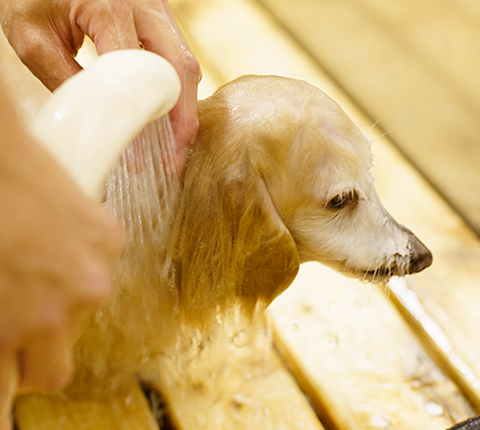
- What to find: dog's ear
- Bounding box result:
[171,126,300,327]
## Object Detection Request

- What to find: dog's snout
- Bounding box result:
[408,236,433,274]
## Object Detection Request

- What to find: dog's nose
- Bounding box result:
[408,236,433,274]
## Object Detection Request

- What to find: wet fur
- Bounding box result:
[171,75,431,326]
[71,75,431,388]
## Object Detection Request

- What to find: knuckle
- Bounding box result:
[76,0,131,35]
[100,0,132,23]
[179,50,202,82]
[14,32,43,64]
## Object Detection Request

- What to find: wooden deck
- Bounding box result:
[5,0,480,428]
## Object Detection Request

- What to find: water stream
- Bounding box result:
[70,115,283,428]
[70,115,183,393]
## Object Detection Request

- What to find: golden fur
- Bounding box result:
[71,75,432,390]
[172,75,431,326]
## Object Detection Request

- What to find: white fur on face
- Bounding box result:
[205,75,432,283]
[288,178,415,281]
[257,88,431,281]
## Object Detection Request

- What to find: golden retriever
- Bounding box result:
[71,74,432,390]
[172,74,432,325]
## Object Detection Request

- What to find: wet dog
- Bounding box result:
[172,75,432,324]
[72,75,432,387]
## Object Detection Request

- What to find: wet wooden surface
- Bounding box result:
[15,382,159,430]
[4,0,480,428]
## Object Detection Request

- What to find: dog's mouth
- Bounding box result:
[327,261,396,283]
[347,251,432,283]
[335,256,408,283]
[323,246,432,284]
[360,266,396,282]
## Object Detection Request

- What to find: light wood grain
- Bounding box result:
[150,335,325,430]
[374,136,480,411]
[270,263,473,429]
[15,382,158,430]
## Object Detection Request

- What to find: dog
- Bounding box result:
[71,74,432,388]
[172,74,432,325]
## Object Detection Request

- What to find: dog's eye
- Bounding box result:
[327,191,357,210]
[328,194,349,209]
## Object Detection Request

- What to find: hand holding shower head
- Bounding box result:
[30,49,181,198]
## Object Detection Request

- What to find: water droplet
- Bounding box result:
[290,323,299,331]
[232,331,249,347]
[94,311,104,323]
[326,332,339,348]
[369,414,390,428]
[231,392,248,408]
[425,401,444,417]
[142,346,151,363]
[354,296,368,309]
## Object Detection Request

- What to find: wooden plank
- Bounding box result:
[15,382,159,430]
[149,332,325,430]
[254,0,480,234]
[387,277,480,412]
[355,0,480,107]
[373,133,480,410]
[270,263,474,429]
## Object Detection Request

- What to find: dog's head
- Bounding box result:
[173,75,432,324]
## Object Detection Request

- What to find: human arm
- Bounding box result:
[0,73,123,429]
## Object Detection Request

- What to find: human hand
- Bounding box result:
[0,0,201,172]
[0,83,123,428]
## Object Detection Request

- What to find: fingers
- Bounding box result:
[5,29,84,92]
[73,0,140,55]
[133,0,201,171]
[2,0,200,170]
[84,0,201,169]
[1,0,141,91]
[169,90,200,172]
